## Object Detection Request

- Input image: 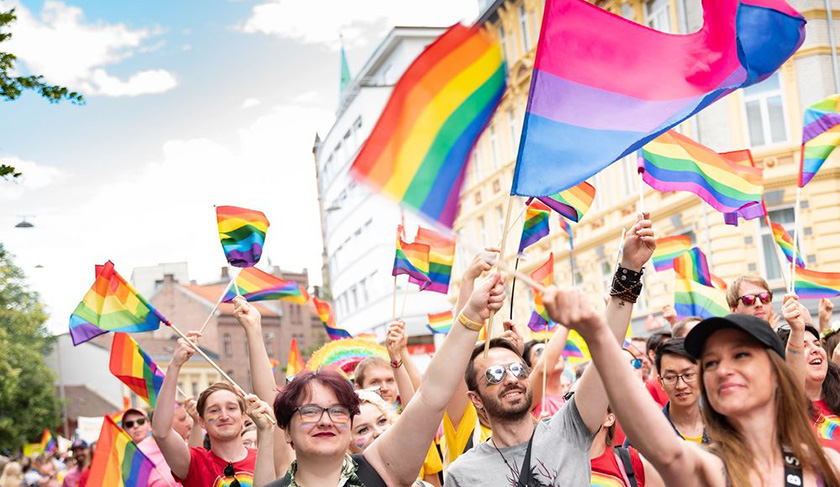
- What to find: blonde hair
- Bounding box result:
[354,357,391,388]
[725,274,771,309]
[700,350,840,486]
[0,462,23,487]
[354,389,397,425]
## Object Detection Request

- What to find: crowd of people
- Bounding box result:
[3,212,840,486]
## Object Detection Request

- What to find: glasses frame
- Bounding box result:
[123,417,147,429]
[737,292,773,306]
[629,358,643,370]
[294,404,352,424]
[483,363,530,385]
[659,372,699,386]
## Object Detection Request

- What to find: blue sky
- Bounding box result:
[1,0,477,333]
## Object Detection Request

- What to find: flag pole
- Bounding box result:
[791,187,802,293]
[762,210,790,292]
[230,266,243,297]
[197,277,236,334]
[399,282,410,320]
[509,257,521,320]
[392,276,398,321]
[485,195,516,356]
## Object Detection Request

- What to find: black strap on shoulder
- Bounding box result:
[613,446,638,487]
[351,453,387,487]
[516,429,537,487]
[271,473,292,487]
[781,446,804,487]
[463,431,474,454]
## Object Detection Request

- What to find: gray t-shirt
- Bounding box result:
[444,396,594,486]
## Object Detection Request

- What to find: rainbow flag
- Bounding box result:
[511,0,804,197]
[426,310,453,335]
[222,267,310,305]
[816,414,840,440]
[673,247,713,287]
[69,261,169,346]
[563,330,591,364]
[216,206,269,268]
[711,274,728,291]
[560,217,574,251]
[674,277,730,319]
[87,416,153,486]
[393,225,431,284]
[526,181,596,222]
[286,338,305,376]
[652,236,692,272]
[800,94,840,187]
[769,220,805,268]
[270,359,280,374]
[409,227,456,294]
[518,200,551,253]
[639,131,765,225]
[109,333,165,409]
[312,297,353,340]
[39,429,56,453]
[794,268,840,299]
[527,253,554,330]
[349,24,506,228]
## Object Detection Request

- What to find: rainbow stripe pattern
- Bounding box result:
[109,333,165,408]
[673,247,713,287]
[393,225,431,284]
[639,130,765,225]
[816,414,840,440]
[591,472,626,487]
[559,217,573,251]
[527,181,596,222]
[87,416,153,486]
[39,429,56,453]
[312,297,352,340]
[518,200,551,253]
[305,338,389,375]
[527,253,554,331]
[800,94,840,187]
[409,227,456,294]
[794,268,840,299]
[222,267,310,305]
[349,24,506,228]
[770,220,805,268]
[512,0,804,197]
[213,473,254,487]
[69,261,168,346]
[427,310,453,334]
[286,338,305,377]
[563,330,591,364]
[675,277,730,319]
[652,236,692,272]
[216,206,269,268]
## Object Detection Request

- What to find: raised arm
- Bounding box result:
[183,397,204,448]
[152,333,198,479]
[529,323,569,411]
[820,298,835,333]
[386,320,417,406]
[244,394,277,486]
[365,273,506,486]
[782,293,807,387]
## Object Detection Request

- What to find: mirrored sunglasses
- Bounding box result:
[484,363,529,385]
[738,292,772,306]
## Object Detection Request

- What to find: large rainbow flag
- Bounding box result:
[639,130,765,225]
[109,333,165,409]
[286,338,305,377]
[349,24,506,228]
[526,181,595,222]
[216,206,270,268]
[769,220,805,268]
[512,0,804,197]
[800,94,840,187]
[794,268,840,299]
[409,227,456,294]
[427,310,453,334]
[652,235,692,272]
[674,277,730,319]
[312,297,353,340]
[518,200,551,253]
[87,416,154,486]
[222,267,310,305]
[673,247,713,288]
[393,226,431,284]
[69,261,169,346]
[527,253,554,330]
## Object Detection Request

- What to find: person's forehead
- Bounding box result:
[477,347,523,367]
[738,281,769,295]
[206,389,240,407]
[660,353,697,370]
[365,366,394,380]
[301,381,340,406]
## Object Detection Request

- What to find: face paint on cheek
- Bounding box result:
[354,437,369,449]
[299,421,319,429]
[205,414,218,423]
[335,423,348,431]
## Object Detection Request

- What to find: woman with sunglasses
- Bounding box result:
[547,288,840,486]
[251,273,506,486]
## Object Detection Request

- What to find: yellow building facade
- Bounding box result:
[453,0,840,332]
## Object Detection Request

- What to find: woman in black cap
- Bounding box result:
[544,287,840,486]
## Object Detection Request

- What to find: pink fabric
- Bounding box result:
[531,394,566,419]
[62,467,82,487]
[138,437,183,487]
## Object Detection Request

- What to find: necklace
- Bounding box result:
[490,439,515,473]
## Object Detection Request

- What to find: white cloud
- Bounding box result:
[5,1,178,97]
[239,0,478,48]
[0,157,64,200]
[241,97,261,108]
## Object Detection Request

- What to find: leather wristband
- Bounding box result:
[458,312,485,332]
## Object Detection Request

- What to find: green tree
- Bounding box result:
[1,8,84,181]
[0,243,62,452]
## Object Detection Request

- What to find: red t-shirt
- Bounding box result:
[645,377,669,408]
[172,447,256,487]
[612,420,627,447]
[813,399,840,453]
[591,446,646,486]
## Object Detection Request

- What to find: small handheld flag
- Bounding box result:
[409,227,456,294]
[312,297,353,340]
[109,333,165,409]
[769,220,805,268]
[800,94,840,187]
[222,267,310,305]
[426,310,453,334]
[393,225,431,285]
[794,268,840,299]
[87,416,154,486]
[216,206,270,268]
[39,429,56,453]
[526,181,595,222]
[286,338,305,376]
[518,201,551,254]
[526,253,554,331]
[674,277,730,319]
[673,247,713,287]
[652,236,692,272]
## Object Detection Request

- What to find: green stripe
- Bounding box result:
[643,151,759,201]
[403,65,506,207]
[220,225,266,241]
[804,144,836,159]
[429,262,452,274]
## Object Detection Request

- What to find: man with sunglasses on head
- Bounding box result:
[445,213,656,486]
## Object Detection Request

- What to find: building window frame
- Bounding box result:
[518,3,532,53]
[741,72,789,149]
[223,333,232,356]
[644,0,671,33]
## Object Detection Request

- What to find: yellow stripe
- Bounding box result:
[806,128,840,146]
[218,217,269,233]
[381,45,503,197]
[646,141,762,193]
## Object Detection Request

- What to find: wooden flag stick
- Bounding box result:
[198,278,236,334]
[485,195,516,355]
[231,266,243,297]
[791,187,802,293]
[614,227,627,270]
[399,283,410,320]
[541,335,548,415]
[392,276,398,321]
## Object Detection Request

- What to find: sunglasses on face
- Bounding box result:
[737,292,772,306]
[295,404,352,424]
[224,463,241,487]
[123,418,146,429]
[483,363,530,385]
[630,358,643,370]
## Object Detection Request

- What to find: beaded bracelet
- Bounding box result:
[610,266,644,303]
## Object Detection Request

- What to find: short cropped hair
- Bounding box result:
[671,317,702,339]
[354,356,391,388]
[654,338,696,374]
[197,382,245,418]
[646,331,672,356]
[726,274,771,309]
[274,370,360,429]
[465,338,523,392]
[522,340,542,367]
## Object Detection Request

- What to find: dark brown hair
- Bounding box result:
[196,382,245,418]
[465,338,523,392]
[274,370,360,429]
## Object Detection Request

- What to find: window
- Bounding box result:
[351,286,359,310]
[743,73,787,147]
[498,24,509,65]
[223,334,232,356]
[645,0,671,33]
[360,278,369,304]
[519,3,532,52]
[600,260,613,294]
[479,216,488,247]
[490,125,500,169]
[497,205,505,242]
[758,207,796,281]
[507,108,519,155]
[191,382,199,398]
[620,154,639,198]
[472,149,483,183]
[264,333,274,355]
[353,117,362,146]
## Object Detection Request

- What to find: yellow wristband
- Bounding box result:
[458,312,484,332]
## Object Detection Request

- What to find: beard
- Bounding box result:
[480,384,533,422]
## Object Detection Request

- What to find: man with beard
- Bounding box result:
[445,213,655,486]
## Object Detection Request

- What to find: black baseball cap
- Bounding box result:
[685,313,786,359]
